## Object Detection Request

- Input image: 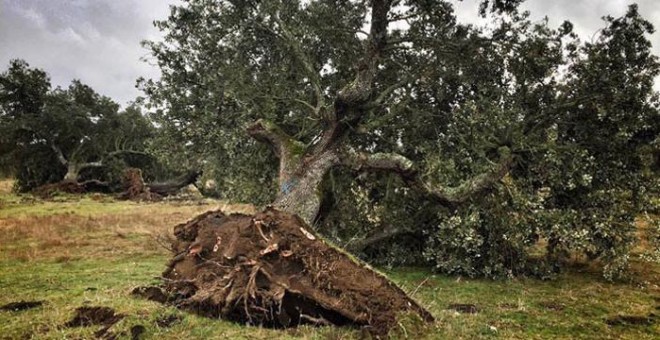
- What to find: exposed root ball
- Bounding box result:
[160,207,434,336]
[118,168,160,201]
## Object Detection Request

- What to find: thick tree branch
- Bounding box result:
[78,161,104,169]
[345,223,414,253]
[50,143,68,166]
[147,170,203,196]
[335,0,392,118]
[105,149,150,159]
[310,1,393,155]
[363,78,409,111]
[75,150,149,171]
[342,146,513,206]
[247,119,305,159]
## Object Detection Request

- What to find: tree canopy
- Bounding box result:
[48,0,656,278]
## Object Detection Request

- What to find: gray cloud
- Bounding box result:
[0,0,171,106]
[0,0,658,106]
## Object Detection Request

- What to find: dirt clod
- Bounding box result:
[447,303,479,314]
[605,313,656,326]
[155,314,182,328]
[130,325,146,340]
[65,306,124,327]
[132,286,169,303]
[156,207,434,336]
[0,300,43,311]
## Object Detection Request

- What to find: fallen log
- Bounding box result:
[153,207,434,336]
[118,168,202,200]
[79,179,112,193]
[147,170,202,196]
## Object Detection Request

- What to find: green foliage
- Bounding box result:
[139,0,366,203]
[13,144,66,192]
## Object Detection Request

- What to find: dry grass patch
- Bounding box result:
[0,192,658,339]
[0,179,13,193]
[0,196,256,262]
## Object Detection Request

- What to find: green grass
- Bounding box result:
[0,182,658,339]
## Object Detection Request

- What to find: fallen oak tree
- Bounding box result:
[147,170,203,197]
[150,207,434,336]
[32,168,202,200]
[118,168,202,200]
[137,0,531,335]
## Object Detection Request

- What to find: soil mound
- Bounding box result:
[33,181,84,197]
[132,286,169,303]
[159,207,434,336]
[155,315,182,328]
[33,180,112,198]
[606,313,656,326]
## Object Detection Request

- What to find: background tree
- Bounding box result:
[0,60,155,191]
[141,1,659,278]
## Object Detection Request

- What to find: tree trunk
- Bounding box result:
[272,150,339,225]
[147,170,203,196]
[63,164,80,182]
[61,160,104,182]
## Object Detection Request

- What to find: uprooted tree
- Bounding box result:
[119,168,203,200]
[142,0,520,222]
[0,60,157,192]
[142,0,659,279]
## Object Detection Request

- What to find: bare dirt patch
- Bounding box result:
[64,306,124,327]
[153,207,434,336]
[540,301,565,311]
[132,286,169,304]
[155,314,182,328]
[130,324,146,340]
[605,313,657,326]
[0,300,43,311]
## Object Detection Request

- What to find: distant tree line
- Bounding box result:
[0,59,158,192]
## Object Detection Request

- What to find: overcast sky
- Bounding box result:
[1,0,658,106]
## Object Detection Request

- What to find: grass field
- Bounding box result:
[0,180,658,339]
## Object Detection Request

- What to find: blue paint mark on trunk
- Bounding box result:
[281,178,298,194]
